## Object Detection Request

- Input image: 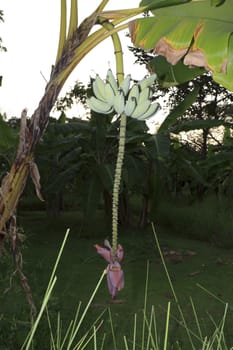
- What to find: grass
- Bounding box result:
[153,194,233,247]
[1,210,233,348]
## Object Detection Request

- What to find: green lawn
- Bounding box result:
[1,210,233,349]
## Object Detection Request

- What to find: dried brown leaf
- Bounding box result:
[29,162,44,201]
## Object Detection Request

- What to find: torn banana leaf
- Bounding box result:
[129,0,233,90]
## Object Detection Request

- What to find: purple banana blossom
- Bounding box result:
[94,239,124,299]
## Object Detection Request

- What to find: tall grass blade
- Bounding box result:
[217,303,228,350]
[46,306,56,350]
[93,325,97,350]
[152,306,159,349]
[56,312,61,349]
[108,307,117,350]
[69,302,82,342]
[22,276,57,350]
[47,228,70,292]
[146,306,155,350]
[142,307,157,350]
[141,260,150,350]
[190,297,203,341]
[123,335,130,350]
[163,302,170,350]
[66,268,107,349]
[71,308,106,349]
[76,320,103,350]
[133,313,137,350]
[60,319,74,349]
[100,333,106,350]
[151,223,196,350]
[197,284,233,310]
[21,229,71,350]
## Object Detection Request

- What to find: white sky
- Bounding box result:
[0,0,148,118]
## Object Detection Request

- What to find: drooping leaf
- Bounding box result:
[38,137,82,155]
[204,151,233,167]
[29,161,44,201]
[158,87,200,134]
[129,0,233,90]
[170,119,233,133]
[45,162,83,193]
[182,159,209,186]
[148,56,205,87]
[146,133,170,159]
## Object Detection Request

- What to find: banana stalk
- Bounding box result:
[67,0,78,41]
[99,18,126,259]
[112,113,127,258]
[55,0,67,65]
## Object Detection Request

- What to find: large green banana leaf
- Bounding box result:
[148,56,205,87]
[129,0,233,90]
[170,119,233,133]
[158,87,200,134]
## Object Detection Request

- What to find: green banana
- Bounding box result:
[119,74,131,96]
[131,100,151,119]
[137,102,160,120]
[113,90,125,115]
[87,96,113,114]
[93,80,106,102]
[124,97,137,116]
[95,74,107,95]
[138,73,157,91]
[105,83,115,105]
[137,87,150,105]
[127,84,140,102]
[106,68,118,94]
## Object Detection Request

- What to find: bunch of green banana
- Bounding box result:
[126,74,160,120]
[87,70,160,120]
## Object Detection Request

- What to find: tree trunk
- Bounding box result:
[0,81,63,252]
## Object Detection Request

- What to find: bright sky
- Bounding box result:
[0,0,148,118]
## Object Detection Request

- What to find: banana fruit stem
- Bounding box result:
[112,113,126,258]
[111,48,125,258]
[99,18,125,258]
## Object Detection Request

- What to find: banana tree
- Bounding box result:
[0,0,161,251]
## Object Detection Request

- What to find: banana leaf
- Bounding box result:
[170,119,233,133]
[148,56,205,87]
[158,87,200,134]
[129,0,233,90]
[146,133,170,159]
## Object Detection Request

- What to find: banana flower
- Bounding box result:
[94,239,124,299]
